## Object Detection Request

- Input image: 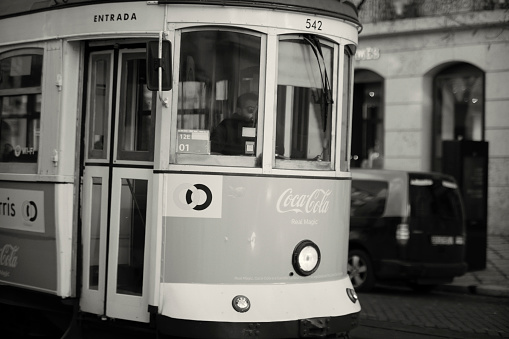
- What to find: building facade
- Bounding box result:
[353,0,509,235]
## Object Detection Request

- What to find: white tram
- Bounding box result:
[0,0,362,337]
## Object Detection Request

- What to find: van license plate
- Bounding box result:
[431,236,454,245]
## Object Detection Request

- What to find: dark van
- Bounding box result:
[348,169,467,292]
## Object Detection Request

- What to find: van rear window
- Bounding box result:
[409,179,463,219]
[350,180,388,217]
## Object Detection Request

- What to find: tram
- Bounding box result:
[0,0,362,338]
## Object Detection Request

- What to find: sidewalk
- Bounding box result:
[439,234,509,298]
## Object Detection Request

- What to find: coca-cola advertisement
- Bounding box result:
[163,174,350,285]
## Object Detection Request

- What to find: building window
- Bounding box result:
[0,49,42,169]
[352,70,384,169]
[432,63,484,171]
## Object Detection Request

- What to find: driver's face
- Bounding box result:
[240,100,257,120]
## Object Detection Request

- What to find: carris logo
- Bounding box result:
[0,244,19,268]
[173,183,213,211]
[276,189,331,214]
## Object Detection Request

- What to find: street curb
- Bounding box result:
[437,284,509,298]
[475,285,509,298]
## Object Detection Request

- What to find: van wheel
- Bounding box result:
[348,249,375,292]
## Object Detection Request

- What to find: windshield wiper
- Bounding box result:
[303,34,333,132]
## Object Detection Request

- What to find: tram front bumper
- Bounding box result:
[157,278,361,338]
[157,312,360,338]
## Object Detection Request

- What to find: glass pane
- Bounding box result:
[275,37,334,170]
[409,178,463,220]
[0,54,43,90]
[350,180,388,218]
[117,54,154,161]
[340,49,352,172]
[437,76,483,141]
[89,177,103,290]
[117,178,147,296]
[88,54,111,160]
[177,30,261,160]
[351,69,384,169]
[433,65,484,170]
[1,94,41,163]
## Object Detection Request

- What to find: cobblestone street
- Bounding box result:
[351,286,509,338]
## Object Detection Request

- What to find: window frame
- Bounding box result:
[86,51,113,163]
[339,45,354,172]
[171,27,267,168]
[0,47,43,174]
[273,34,338,172]
[114,49,155,163]
[432,63,485,172]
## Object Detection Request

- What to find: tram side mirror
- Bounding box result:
[146,40,172,91]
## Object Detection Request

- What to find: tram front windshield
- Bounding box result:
[177,30,261,163]
[176,30,335,170]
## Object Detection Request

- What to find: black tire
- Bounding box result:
[347,249,375,292]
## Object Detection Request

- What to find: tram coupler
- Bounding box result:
[299,317,331,337]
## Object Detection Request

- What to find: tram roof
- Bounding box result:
[0,0,361,30]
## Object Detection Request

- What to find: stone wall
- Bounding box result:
[354,9,509,235]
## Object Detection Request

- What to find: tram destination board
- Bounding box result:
[177,129,210,154]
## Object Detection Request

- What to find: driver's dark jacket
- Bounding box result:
[210,113,255,155]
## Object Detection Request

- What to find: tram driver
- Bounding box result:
[211,92,258,155]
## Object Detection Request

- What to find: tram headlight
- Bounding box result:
[232,295,251,313]
[292,240,321,276]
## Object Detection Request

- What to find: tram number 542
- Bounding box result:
[305,19,322,31]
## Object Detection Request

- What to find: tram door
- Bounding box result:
[80,46,155,322]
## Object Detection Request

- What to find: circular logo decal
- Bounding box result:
[173,183,213,211]
[22,200,38,222]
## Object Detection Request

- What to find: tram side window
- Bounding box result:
[117,53,155,162]
[0,50,42,168]
[87,53,112,160]
[340,47,353,172]
[275,36,334,171]
[176,30,262,166]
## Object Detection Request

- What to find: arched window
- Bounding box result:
[432,63,484,171]
[352,69,384,168]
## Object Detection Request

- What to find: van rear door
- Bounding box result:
[406,173,465,265]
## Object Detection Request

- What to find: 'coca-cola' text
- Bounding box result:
[276,188,331,214]
[0,244,19,268]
